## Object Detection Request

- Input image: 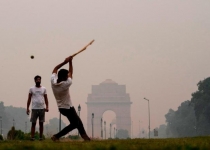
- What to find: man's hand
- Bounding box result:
[64,56,73,63]
[45,108,49,112]
[69,56,73,62]
[26,109,30,115]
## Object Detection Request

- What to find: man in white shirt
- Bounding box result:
[51,56,90,141]
[26,75,49,141]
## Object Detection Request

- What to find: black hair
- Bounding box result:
[58,69,68,79]
[34,75,41,81]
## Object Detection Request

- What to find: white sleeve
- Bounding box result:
[29,88,32,94]
[67,78,72,86]
[44,88,47,94]
[51,73,57,84]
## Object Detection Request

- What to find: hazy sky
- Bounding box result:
[0,0,210,137]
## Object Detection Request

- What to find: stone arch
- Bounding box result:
[86,79,132,138]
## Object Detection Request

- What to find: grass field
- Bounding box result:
[1,137,210,150]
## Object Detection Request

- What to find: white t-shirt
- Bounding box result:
[29,86,47,109]
[51,73,73,109]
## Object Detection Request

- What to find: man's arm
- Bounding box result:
[26,93,32,115]
[44,94,49,112]
[52,56,72,74]
[68,57,73,78]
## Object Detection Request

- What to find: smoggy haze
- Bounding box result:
[0,1,210,137]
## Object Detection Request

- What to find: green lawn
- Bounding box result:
[1,137,210,150]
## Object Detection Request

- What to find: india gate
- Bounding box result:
[86,79,132,138]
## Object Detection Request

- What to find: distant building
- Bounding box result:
[86,79,132,138]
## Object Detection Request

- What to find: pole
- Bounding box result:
[116,129,117,138]
[59,113,61,132]
[13,119,15,128]
[78,105,81,136]
[101,118,103,138]
[114,127,115,139]
[144,98,150,139]
[92,113,94,138]
[110,123,112,139]
[148,100,150,139]
[104,121,106,139]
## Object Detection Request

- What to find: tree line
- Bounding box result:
[164,77,210,137]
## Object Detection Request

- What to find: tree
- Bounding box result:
[191,77,210,135]
[165,101,196,137]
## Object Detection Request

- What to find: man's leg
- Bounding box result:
[39,122,43,139]
[53,108,77,139]
[38,109,45,140]
[30,109,38,140]
[31,123,36,140]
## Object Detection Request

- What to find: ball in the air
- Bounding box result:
[31,55,34,59]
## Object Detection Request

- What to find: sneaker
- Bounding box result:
[30,138,35,141]
[81,134,91,141]
[51,135,59,142]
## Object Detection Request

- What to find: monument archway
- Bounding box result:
[86,79,132,138]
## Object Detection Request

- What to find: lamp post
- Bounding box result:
[110,123,112,139]
[78,105,81,136]
[0,116,2,135]
[13,119,15,128]
[104,121,106,139]
[101,118,103,139]
[114,127,115,139]
[144,97,150,139]
[78,104,81,117]
[116,128,117,138]
[92,113,94,138]
[59,112,61,132]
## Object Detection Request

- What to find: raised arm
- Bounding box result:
[26,93,32,115]
[52,56,72,74]
[68,57,73,78]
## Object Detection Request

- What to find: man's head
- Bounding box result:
[58,69,69,81]
[34,75,41,87]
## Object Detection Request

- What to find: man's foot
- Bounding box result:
[81,134,91,141]
[30,137,35,141]
[51,135,59,142]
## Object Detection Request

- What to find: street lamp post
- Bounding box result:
[78,105,81,136]
[0,116,2,135]
[101,118,103,139]
[114,127,115,139]
[116,128,117,138]
[144,97,150,139]
[104,121,106,139]
[92,113,94,138]
[110,123,112,139]
[59,112,61,132]
[13,119,15,128]
[78,104,81,117]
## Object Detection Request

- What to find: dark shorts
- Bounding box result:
[30,109,45,123]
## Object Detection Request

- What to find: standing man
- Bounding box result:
[50,56,90,141]
[26,75,49,141]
